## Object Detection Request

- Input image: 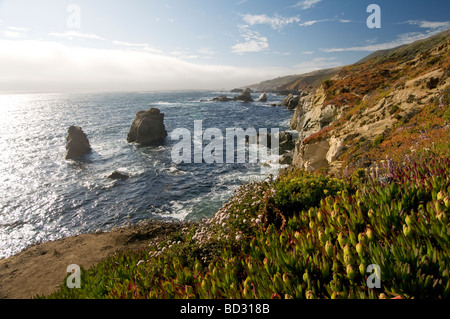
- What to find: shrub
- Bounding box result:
[373,135,385,147]
[273,170,348,216]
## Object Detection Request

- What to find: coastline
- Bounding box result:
[0,220,184,299]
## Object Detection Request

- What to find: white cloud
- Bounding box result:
[241,13,300,30]
[3,30,26,38]
[299,18,351,27]
[321,31,439,53]
[6,26,28,32]
[232,25,269,54]
[49,31,105,41]
[293,57,342,74]
[2,26,29,38]
[323,20,450,53]
[299,20,322,27]
[0,38,286,92]
[112,40,163,54]
[293,0,322,10]
[407,20,450,31]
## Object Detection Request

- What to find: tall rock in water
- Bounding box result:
[127,108,167,146]
[65,126,92,160]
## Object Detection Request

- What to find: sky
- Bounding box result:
[0,0,449,93]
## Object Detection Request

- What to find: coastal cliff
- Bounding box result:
[271,29,450,174]
[1,30,448,301]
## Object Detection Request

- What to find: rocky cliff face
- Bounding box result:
[289,30,450,174]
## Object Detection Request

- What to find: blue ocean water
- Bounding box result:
[0,91,293,259]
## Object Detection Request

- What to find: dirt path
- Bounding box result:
[0,221,182,299]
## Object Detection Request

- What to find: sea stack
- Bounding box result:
[127,108,167,146]
[234,88,254,102]
[65,126,92,160]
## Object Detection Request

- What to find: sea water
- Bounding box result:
[0,90,293,259]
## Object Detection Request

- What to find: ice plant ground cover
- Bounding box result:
[41,153,449,299]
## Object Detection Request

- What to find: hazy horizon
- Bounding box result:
[1,0,450,93]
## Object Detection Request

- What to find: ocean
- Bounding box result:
[0,90,294,259]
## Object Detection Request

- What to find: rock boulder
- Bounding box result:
[127,108,167,146]
[234,88,254,102]
[257,93,268,102]
[65,126,91,160]
[280,94,300,110]
[108,171,129,181]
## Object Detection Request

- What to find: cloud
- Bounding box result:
[49,31,105,41]
[2,26,29,38]
[6,26,28,32]
[241,13,300,30]
[293,57,342,74]
[407,20,450,31]
[299,18,351,27]
[321,31,439,53]
[112,40,163,54]
[322,20,450,53]
[293,0,322,10]
[3,30,25,38]
[0,38,286,92]
[232,25,269,54]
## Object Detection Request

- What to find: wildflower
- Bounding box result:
[346,265,356,281]
[236,234,243,241]
[356,242,363,255]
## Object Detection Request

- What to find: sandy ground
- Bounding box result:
[0,221,183,299]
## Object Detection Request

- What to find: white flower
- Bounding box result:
[236,234,243,241]
[137,260,145,266]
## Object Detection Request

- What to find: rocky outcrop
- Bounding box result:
[288,30,450,173]
[280,151,294,165]
[210,88,254,103]
[257,93,268,102]
[293,139,329,172]
[212,95,233,102]
[235,88,254,102]
[280,94,300,110]
[127,108,167,146]
[278,132,295,154]
[65,126,91,160]
[108,171,129,181]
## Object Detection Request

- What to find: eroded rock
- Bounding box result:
[65,126,91,160]
[127,108,167,146]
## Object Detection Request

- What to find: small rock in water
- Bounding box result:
[257,93,268,102]
[108,171,129,181]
